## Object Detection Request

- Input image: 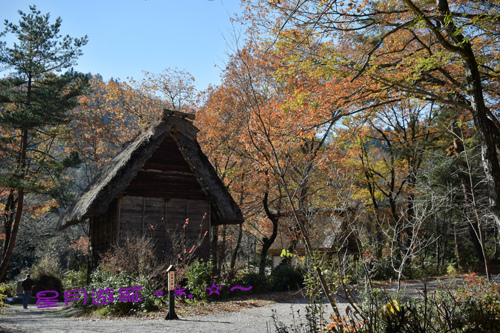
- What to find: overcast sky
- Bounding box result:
[1,0,244,90]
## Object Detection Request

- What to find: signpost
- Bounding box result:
[165,265,178,320]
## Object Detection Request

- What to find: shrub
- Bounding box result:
[77,268,165,315]
[99,234,165,278]
[185,258,214,301]
[242,272,271,293]
[372,258,398,280]
[33,275,64,300]
[0,282,15,297]
[72,234,168,315]
[32,255,62,279]
[446,263,458,276]
[325,273,500,332]
[272,274,500,332]
[31,255,64,300]
[270,264,304,291]
[0,283,14,312]
[62,262,87,291]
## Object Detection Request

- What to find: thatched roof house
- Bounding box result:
[58,109,244,270]
[261,208,358,267]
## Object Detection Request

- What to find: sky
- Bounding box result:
[1,0,245,90]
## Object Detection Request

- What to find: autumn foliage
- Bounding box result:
[1,5,499,327]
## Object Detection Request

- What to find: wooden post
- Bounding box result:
[165,265,178,320]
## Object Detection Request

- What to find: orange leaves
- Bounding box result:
[198,34,352,248]
[69,75,167,173]
[69,237,89,256]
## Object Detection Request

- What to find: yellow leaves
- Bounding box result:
[380,300,400,317]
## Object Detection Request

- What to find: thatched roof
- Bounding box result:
[261,208,358,256]
[57,109,244,230]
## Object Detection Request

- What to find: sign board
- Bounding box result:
[169,272,175,290]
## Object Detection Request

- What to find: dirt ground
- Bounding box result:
[0,295,325,333]
[0,278,489,333]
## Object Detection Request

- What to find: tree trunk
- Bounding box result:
[452,136,486,263]
[0,129,28,282]
[259,191,278,276]
[1,190,17,259]
[211,224,219,277]
[453,223,466,270]
[220,224,227,273]
[230,181,245,272]
[230,223,242,271]
[361,147,384,259]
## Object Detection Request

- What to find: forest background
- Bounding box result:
[1,0,500,315]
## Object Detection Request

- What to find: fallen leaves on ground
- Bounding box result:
[71,290,304,320]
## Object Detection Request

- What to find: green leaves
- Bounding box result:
[0,5,88,78]
[0,6,91,280]
[0,71,91,130]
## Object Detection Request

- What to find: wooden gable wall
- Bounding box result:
[123,135,207,199]
[89,134,211,269]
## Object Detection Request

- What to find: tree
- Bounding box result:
[68,76,159,187]
[68,68,195,187]
[336,98,441,273]
[198,38,360,320]
[138,68,197,111]
[197,54,285,276]
[0,6,89,281]
[242,0,500,245]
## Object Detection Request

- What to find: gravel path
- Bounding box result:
[0,298,338,333]
[0,278,479,333]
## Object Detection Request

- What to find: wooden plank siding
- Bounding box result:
[89,199,119,271]
[123,136,207,200]
[88,134,213,269]
[116,196,211,262]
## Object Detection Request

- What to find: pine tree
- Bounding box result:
[0,5,90,281]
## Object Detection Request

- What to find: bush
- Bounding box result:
[242,272,271,293]
[33,275,64,300]
[72,234,168,315]
[76,268,165,315]
[270,264,304,291]
[372,259,398,281]
[30,255,64,300]
[272,274,500,332]
[31,255,62,279]
[62,262,87,291]
[0,283,14,312]
[185,258,214,301]
[99,234,166,278]
[446,263,458,276]
[0,282,15,297]
[326,273,500,332]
